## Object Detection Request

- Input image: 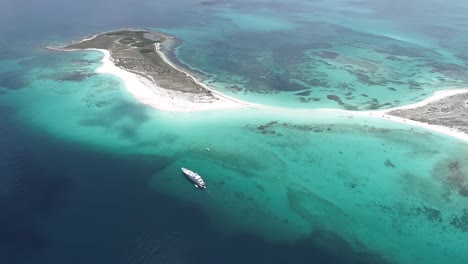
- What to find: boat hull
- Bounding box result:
[181,168,206,189]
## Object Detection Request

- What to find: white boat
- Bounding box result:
[181,167,206,189]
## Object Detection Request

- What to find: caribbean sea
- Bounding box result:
[1,0,468,263]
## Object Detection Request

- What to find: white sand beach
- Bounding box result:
[319,107,468,142]
[310,88,468,142]
[383,89,468,111]
[381,89,468,142]
[94,48,252,112]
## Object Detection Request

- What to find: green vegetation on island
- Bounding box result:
[65,29,210,94]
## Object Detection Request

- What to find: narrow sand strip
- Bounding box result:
[94,48,253,112]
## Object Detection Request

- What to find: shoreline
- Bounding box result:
[95,48,252,112]
[313,106,468,142]
[382,89,468,111]
[320,88,468,142]
[154,43,256,109]
[53,30,468,142]
[340,88,468,142]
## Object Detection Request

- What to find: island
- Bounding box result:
[61,29,249,111]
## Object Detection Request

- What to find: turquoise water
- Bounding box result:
[3,63,468,262]
[157,1,468,109]
[1,0,468,263]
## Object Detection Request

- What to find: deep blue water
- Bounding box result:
[0,107,391,264]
